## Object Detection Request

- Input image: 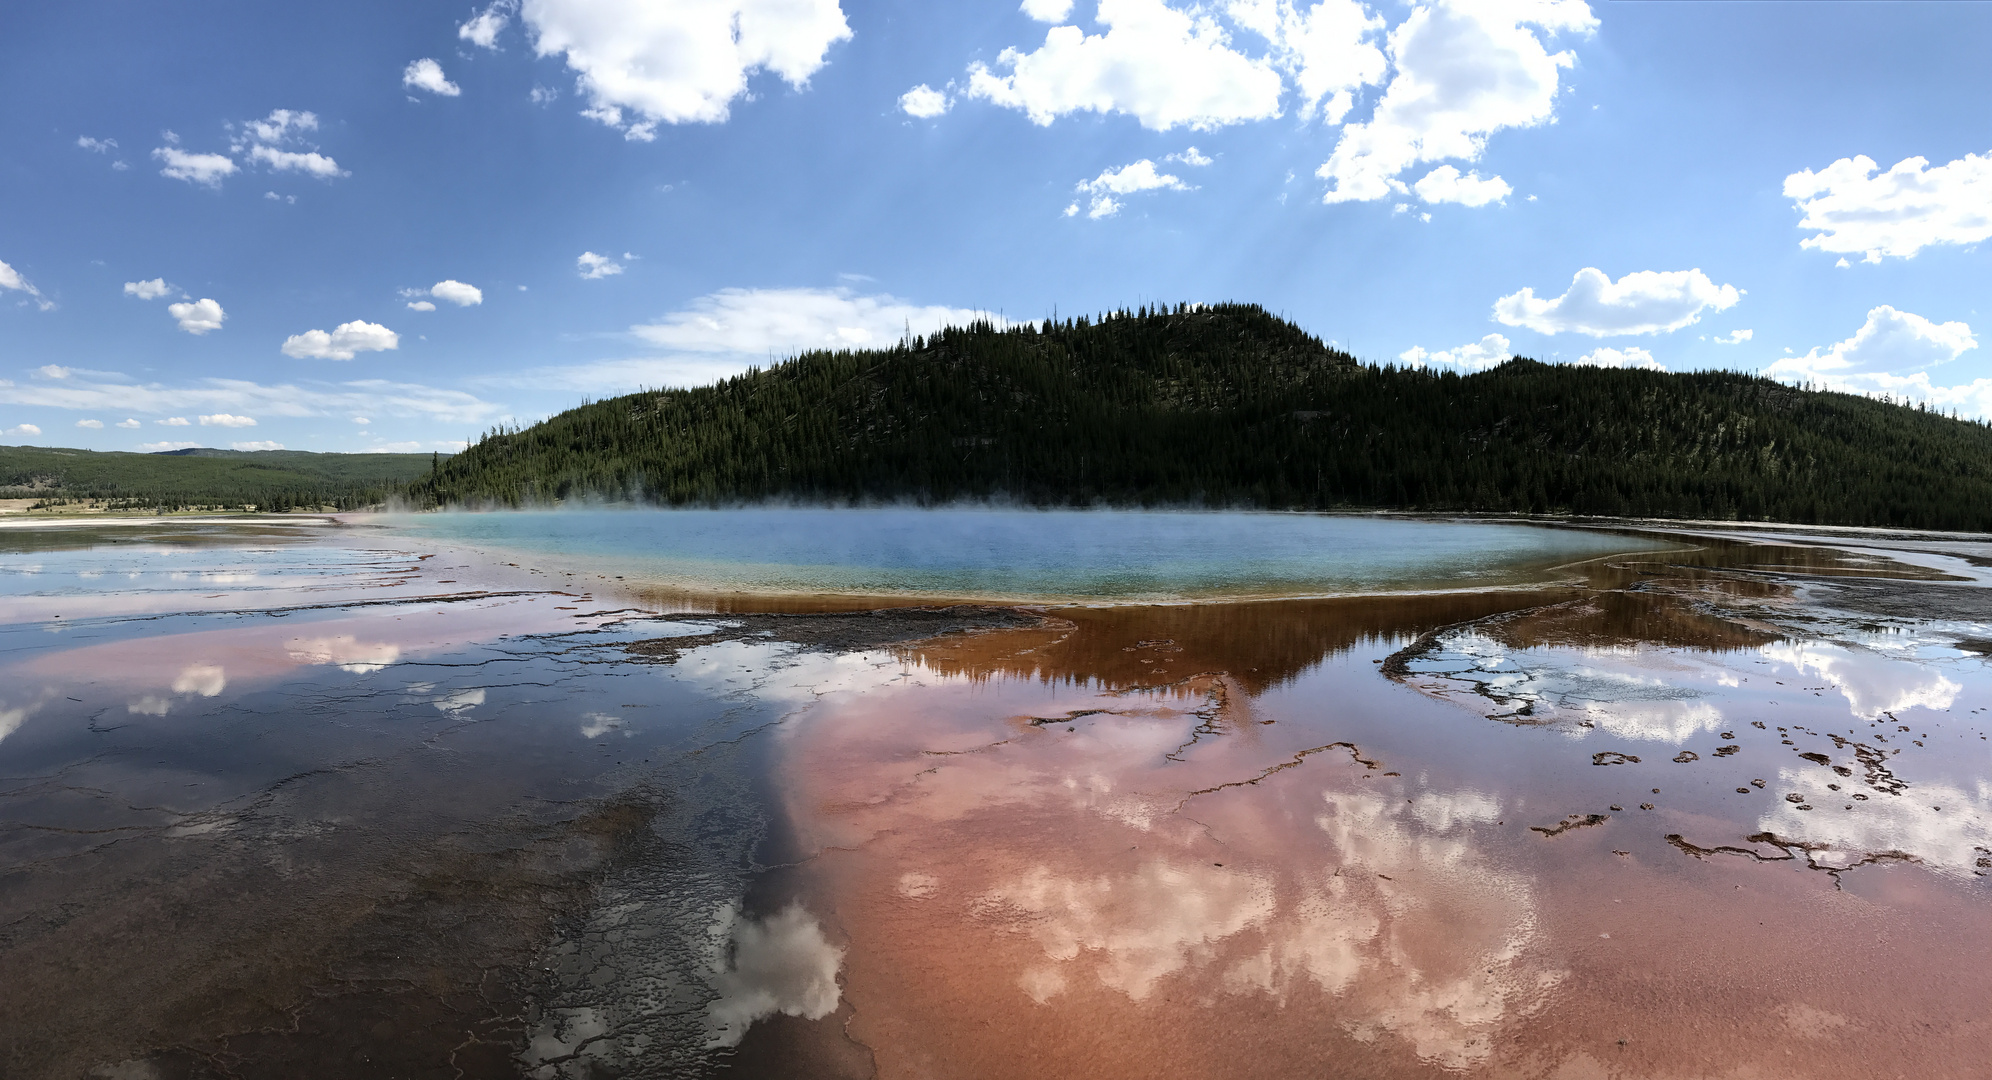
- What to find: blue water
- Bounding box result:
[375,509,1672,602]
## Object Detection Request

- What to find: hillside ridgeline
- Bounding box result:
[1,447,439,512]
[410,303,1992,530]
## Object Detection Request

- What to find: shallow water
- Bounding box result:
[3,512,1991,1078]
[377,508,1672,601]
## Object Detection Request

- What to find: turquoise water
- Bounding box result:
[374,509,1672,601]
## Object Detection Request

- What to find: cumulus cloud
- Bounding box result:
[1409,164,1510,206]
[1067,158,1191,218]
[1713,328,1752,345]
[153,146,237,186]
[522,0,853,137]
[1398,332,1511,372]
[0,372,504,426]
[1766,306,1975,381]
[0,259,52,310]
[1022,0,1074,19]
[430,279,483,306]
[281,321,401,360]
[1493,267,1741,337]
[461,2,512,47]
[239,110,317,144]
[406,300,437,312]
[124,278,172,300]
[36,365,70,379]
[1572,345,1662,370]
[199,413,257,428]
[1169,146,1212,166]
[78,135,118,153]
[231,110,346,179]
[577,251,625,278]
[246,145,346,178]
[76,418,103,429]
[1785,149,1992,263]
[1317,0,1594,203]
[168,297,226,335]
[2,424,42,439]
[966,0,1285,131]
[403,58,463,97]
[1760,307,1992,418]
[899,84,951,118]
[1229,0,1387,123]
[231,440,284,451]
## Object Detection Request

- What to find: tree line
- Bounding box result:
[397,301,1992,530]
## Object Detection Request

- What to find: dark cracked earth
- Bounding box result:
[4,516,1992,1078]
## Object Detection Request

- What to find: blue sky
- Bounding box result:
[2,0,1988,453]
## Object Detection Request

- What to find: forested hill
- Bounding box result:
[1,446,438,511]
[409,303,1992,531]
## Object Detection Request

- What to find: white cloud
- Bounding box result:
[1070,158,1190,218]
[231,440,284,451]
[76,419,103,429]
[264,191,295,203]
[153,146,237,186]
[1317,0,1594,203]
[1493,267,1741,337]
[1784,149,1992,263]
[137,441,200,452]
[522,0,853,136]
[1168,145,1212,166]
[1766,306,1974,380]
[246,145,345,178]
[1228,0,1387,123]
[430,279,484,306]
[36,365,70,379]
[239,109,317,144]
[199,413,257,428]
[78,136,118,153]
[230,110,346,179]
[352,416,370,425]
[1760,307,1992,418]
[461,2,512,48]
[3,424,42,439]
[124,278,172,300]
[281,321,400,361]
[630,286,993,356]
[577,251,624,278]
[0,258,53,310]
[967,0,1286,131]
[1409,164,1510,206]
[406,300,437,312]
[0,373,504,426]
[1572,345,1662,370]
[168,297,226,335]
[404,58,463,97]
[1022,0,1074,20]
[899,84,951,119]
[1398,332,1511,372]
[1713,328,1753,345]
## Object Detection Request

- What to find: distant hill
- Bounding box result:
[1,446,441,512]
[408,303,1992,530]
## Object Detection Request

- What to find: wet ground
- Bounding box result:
[3,516,1991,1077]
